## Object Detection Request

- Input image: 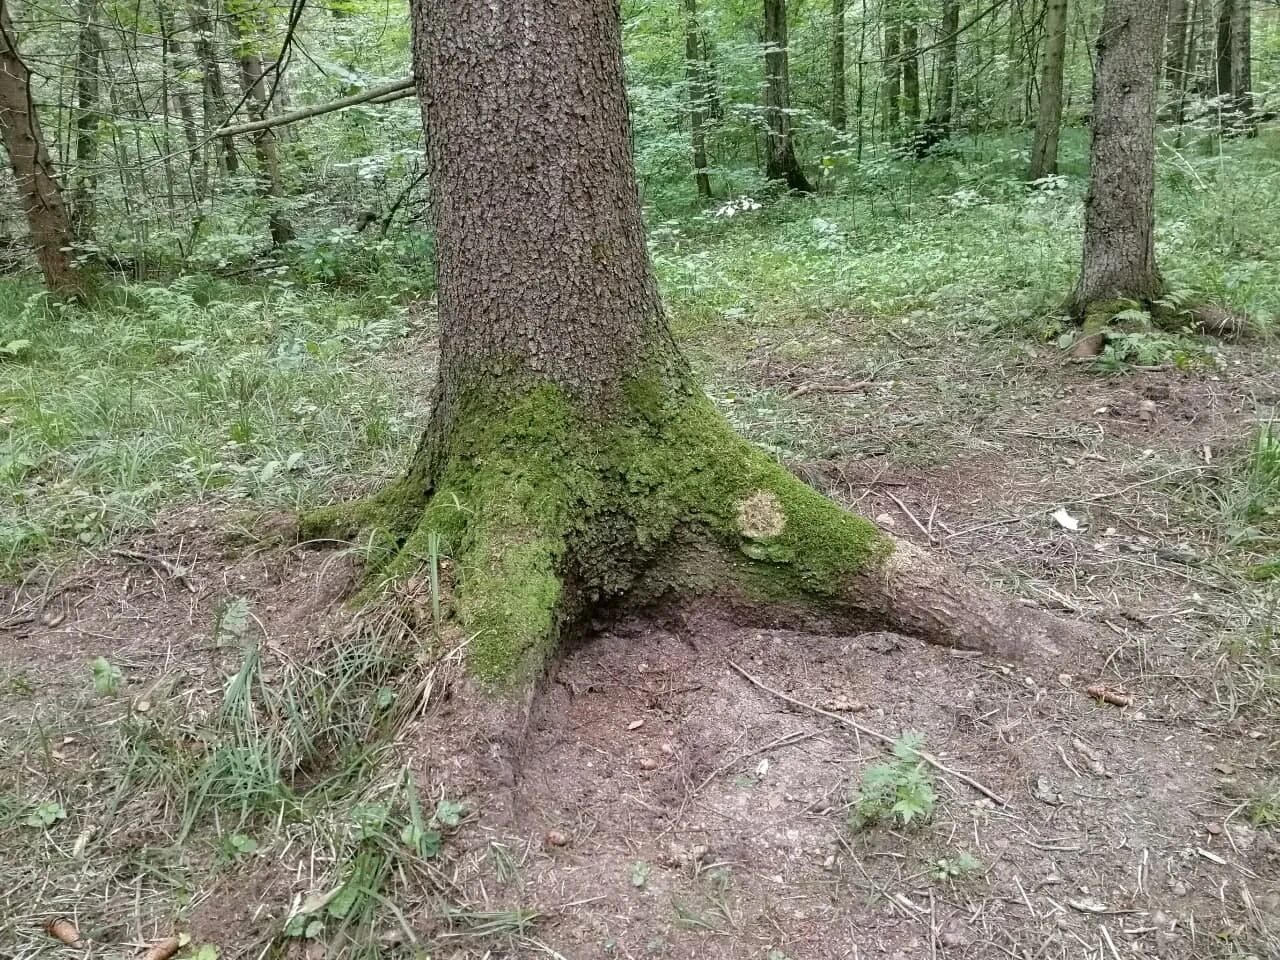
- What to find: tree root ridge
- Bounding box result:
[304,375,1078,693]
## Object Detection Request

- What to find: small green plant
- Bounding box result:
[221,832,259,857]
[89,656,122,695]
[931,849,981,883]
[1095,332,1205,373]
[1247,783,1280,828]
[848,732,936,829]
[23,799,67,829]
[630,860,652,889]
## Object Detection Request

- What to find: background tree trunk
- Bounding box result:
[72,0,101,237]
[190,2,239,175]
[882,17,900,135]
[831,0,846,130]
[1230,0,1253,129]
[1029,0,1068,180]
[762,0,812,191]
[684,0,712,198]
[230,11,294,246]
[0,0,81,293]
[901,19,919,128]
[1166,0,1189,90]
[1075,0,1166,311]
[925,0,960,142]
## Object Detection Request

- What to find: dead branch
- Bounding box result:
[728,660,1008,806]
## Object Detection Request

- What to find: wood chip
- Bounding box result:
[1084,683,1134,708]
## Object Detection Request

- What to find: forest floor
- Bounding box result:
[2,133,1279,959]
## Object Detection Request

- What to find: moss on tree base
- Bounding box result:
[304,374,1074,692]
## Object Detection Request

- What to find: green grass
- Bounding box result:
[2,128,1279,578]
[0,276,427,573]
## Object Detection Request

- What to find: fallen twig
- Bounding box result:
[727,660,1008,806]
[785,379,877,400]
[885,491,937,544]
[1084,683,1134,708]
[110,549,193,592]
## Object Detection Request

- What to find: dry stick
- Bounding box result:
[213,77,416,138]
[727,661,1008,807]
[885,490,937,543]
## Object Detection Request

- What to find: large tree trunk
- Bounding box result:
[0,0,81,294]
[683,0,712,199]
[762,0,813,192]
[1029,0,1068,180]
[831,0,846,131]
[229,12,294,246]
[305,0,1077,700]
[1074,0,1166,314]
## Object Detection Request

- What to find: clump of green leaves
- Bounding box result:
[23,799,67,829]
[89,656,122,695]
[1095,332,1209,373]
[931,849,981,883]
[1247,782,1280,828]
[848,733,936,829]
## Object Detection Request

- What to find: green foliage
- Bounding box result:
[849,733,936,829]
[1247,783,1280,828]
[931,849,981,883]
[22,799,67,829]
[89,656,123,695]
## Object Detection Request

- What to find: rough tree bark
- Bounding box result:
[229,6,294,246]
[1029,0,1068,180]
[831,0,846,131]
[683,0,712,199]
[304,0,1076,704]
[0,0,81,294]
[1073,0,1166,317]
[762,0,813,192]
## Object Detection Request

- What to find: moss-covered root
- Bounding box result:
[721,476,1076,665]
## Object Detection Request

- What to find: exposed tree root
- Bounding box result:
[1065,294,1254,358]
[303,373,1080,698]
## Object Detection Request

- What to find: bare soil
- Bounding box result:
[2,329,1278,959]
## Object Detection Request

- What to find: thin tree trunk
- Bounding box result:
[191,2,238,175]
[1230,0,1253,128]
[0,0,81,293]
[1075,0,1166,310]
[902,20,919,127]
[882,17,900,135]
[1166,0,1189,88]
[1215,0,1233,102]
[684,0,712,198]
[72,0,101,236]
[762,0,812,191]
[229,13,294,245]
[831,0,847,130]
[1029,0,1068,180]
